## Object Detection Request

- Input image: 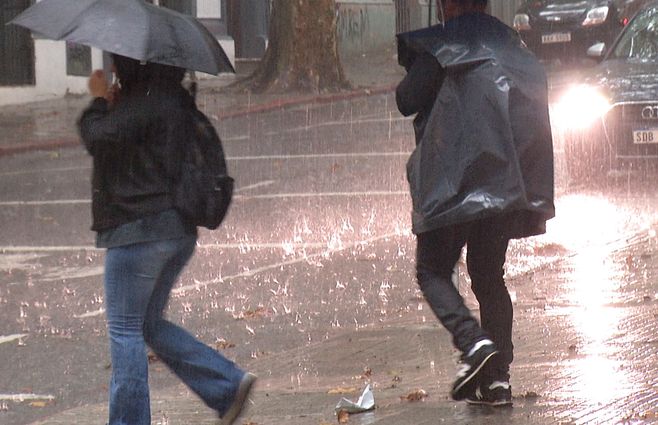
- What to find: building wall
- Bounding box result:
[336,0,396,55]
[334,0,525,56]
[489,0,525,26]
[0,0,234,107]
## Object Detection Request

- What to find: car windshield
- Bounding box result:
[612,5,658,59]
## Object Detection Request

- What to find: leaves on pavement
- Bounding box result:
[327,386,359,395]
[401,389,428,402]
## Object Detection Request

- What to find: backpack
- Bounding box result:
[173,108,234,230]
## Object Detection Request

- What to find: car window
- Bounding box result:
[612,6,658,59]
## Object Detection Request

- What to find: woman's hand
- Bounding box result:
[88,70,109,99]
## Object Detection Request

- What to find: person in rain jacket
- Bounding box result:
[77,54,255,425]
[396,0,555,406]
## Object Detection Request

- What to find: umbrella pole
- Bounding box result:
[437,0,446,27]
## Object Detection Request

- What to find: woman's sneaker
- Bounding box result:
[221,372,257,425]
[450,339,498,401]
[466,380,513,407]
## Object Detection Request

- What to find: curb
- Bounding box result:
[0,138,80,157]
[0,84,396,158]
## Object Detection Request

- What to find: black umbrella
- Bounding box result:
[9,0,234,75]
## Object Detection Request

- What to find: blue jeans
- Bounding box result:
[104,236,244,425]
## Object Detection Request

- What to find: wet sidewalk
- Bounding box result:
[0,48,402,157]
[27,224,658,425]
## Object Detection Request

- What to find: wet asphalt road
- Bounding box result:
[3,90,658,425]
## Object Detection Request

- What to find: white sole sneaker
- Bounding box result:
[220,372,257,425]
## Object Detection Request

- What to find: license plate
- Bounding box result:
[541,33,571,44]
[633,129,658,144]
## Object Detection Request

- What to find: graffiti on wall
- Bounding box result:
[337,6,370,47]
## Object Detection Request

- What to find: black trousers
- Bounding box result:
[416,217,513,380]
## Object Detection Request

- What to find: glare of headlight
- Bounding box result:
[514,13,531,31]
[553,85,611,130]
[582,6,609,26]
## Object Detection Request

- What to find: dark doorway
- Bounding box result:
[227,0,270,59]
[160,0,195,15]
[0,0,35,86]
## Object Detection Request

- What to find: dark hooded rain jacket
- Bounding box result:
[396,12,555,238]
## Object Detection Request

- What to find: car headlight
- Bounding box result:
[514,13,531,31]
[553,85,611,130]
[582,6,609,26]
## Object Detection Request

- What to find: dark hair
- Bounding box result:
[111,54,186,96]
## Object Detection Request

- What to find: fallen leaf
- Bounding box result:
[337,409,350,423]
[235,307,267,320]
[401,389,428,402]
[521,391,540,399]
[327,387,359,395]
[28,401,50,408]
[215,338,236,350]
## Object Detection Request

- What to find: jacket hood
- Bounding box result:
[397,13,555,236]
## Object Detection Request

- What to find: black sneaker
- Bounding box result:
[450,340,498,401]
[466,380,513,407]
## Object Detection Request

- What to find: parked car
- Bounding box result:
[617,0,654,23]
[513,0,646,61]
[552,0,658,179]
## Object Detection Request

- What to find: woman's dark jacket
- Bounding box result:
[396,12,555,239]
[78,86,195,232]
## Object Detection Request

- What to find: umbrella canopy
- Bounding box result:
[9,0,234,75]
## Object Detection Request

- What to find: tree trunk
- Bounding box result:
[239,0,350,93]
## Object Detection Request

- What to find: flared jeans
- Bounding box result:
[104,236,245,425]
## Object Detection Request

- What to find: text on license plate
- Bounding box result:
[541,33,571,44]
[633,129,658,144]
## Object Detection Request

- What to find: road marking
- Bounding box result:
[172,232,399,295]
[0,199,90,206]
[236,191,408,199]
[0,151,411,177]
[1,246,101,252]
[0,394,56,402]
[0,238,405,253]
[69,232,402,318]
[261,116,410,135]
[235,180,275,191]
[0,190,408,207]
[0,165,91,177]
[228,151,411,161]
[73,308,105,319]
[0,334,27,345]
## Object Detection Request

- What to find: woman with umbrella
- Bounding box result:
[77,55,255,425]
[11,1,249,423]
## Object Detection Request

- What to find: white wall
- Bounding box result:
[0,39,104,106]
[197,0,221,18]
[0,0,233,106]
